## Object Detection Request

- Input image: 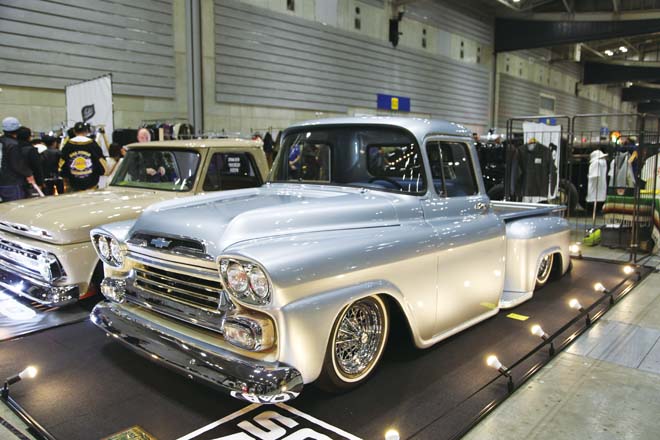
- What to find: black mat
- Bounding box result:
[0,259,649,440]
[0,293,92,342]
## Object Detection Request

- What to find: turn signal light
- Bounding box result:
[223,315,275,352]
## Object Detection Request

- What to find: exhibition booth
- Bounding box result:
[1,115,657,440]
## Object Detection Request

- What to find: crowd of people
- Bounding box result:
[0,117,125,203]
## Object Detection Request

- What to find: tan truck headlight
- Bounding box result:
[223,315,275,351]
[219,258,272,306]
[93,234,125,268]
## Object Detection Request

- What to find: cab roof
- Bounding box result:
[124,138,263,150]
[287,116,471,141]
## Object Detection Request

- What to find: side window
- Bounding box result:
[428,141,478,197]
[203,152,261,192]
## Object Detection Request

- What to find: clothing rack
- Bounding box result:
[249,126,284,134]
[139,117,189,126]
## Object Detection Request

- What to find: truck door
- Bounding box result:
[422,139,506,338]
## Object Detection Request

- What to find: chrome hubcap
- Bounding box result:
[334,300,384,377]
[537,254,553,283]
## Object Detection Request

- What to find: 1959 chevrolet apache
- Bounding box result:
[0,139,267,306]
[90,117,570,403]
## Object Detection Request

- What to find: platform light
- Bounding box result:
[569,298,591,326]
[486,355,514,392]
[623,265,642,280]
[619,46,628,53]
[2,366,38,399]
[569,298,583,312]
[384,429,400,440]
[604,49,614,56]
[531,324,549,340]
[531,324,556,356]
[569,243,582,258]
[593,282,608,293]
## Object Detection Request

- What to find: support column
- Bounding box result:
[186,0,203,135]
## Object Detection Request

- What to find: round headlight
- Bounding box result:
[226,263,248,293]
[110,238,123,265]
[97,236,111,260]
[249,267,270,298]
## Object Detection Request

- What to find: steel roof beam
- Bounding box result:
[584,61,660,84]
[495,17,660,52]
[622,86,660,101]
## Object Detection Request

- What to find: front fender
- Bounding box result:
[271,280,407,384]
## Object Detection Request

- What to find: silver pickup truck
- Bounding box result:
[90,117,569,403]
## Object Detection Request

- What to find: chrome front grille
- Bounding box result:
[134,264,224,311]
[0,238,50,280]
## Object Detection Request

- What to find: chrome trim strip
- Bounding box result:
[128,251,219,278]
[136,265,223,295]
[134,273,219,303]
[91,302,302,403]
[132,280,220,313]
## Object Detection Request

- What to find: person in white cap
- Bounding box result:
[0,116,35,201]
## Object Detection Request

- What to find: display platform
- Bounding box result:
[0,294,92,342]
[0,259,650,440]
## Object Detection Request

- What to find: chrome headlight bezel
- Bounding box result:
[36,253,60,282]
[219,257,272,306]
[92,233,126,268]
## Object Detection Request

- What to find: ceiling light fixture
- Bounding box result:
[619,46,628,53]
[604,50,614,56]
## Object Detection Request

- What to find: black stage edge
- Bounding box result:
[0,259,651,440]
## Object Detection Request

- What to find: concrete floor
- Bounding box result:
[1,244,658,440]
[465,245,660,440]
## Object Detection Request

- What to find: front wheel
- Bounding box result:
[316,295,389,392]
[535,253,554,289]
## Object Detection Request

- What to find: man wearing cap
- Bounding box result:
[59,122,107,191]
[0,117,35,201]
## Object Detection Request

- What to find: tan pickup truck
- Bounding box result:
[0,139,268,306]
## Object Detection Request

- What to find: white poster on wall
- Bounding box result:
[65,74,113,155]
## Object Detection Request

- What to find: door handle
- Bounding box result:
[475,202,489,212]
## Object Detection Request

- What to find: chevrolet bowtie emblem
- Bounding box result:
[150,237,172,249]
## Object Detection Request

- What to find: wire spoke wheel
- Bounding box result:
[536,253,554,287]
[331,296,388,382]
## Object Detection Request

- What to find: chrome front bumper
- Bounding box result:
[0,265,78,306]
[90,302,304,403]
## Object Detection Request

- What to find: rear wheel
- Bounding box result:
[535,253,554,289]
[316,295,389,392]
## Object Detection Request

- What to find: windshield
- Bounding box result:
[269,125,427,194]
[110,149,200,192]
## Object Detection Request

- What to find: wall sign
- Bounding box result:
[178,403,361,440]
[377,94,410,112]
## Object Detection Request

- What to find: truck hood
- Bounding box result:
[132,184,401,255]
[0,188,175,244]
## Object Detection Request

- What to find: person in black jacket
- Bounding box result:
[41,135,63,195]
[16,127,44,197]
[0,117,34,201]
[59,122,106,191]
